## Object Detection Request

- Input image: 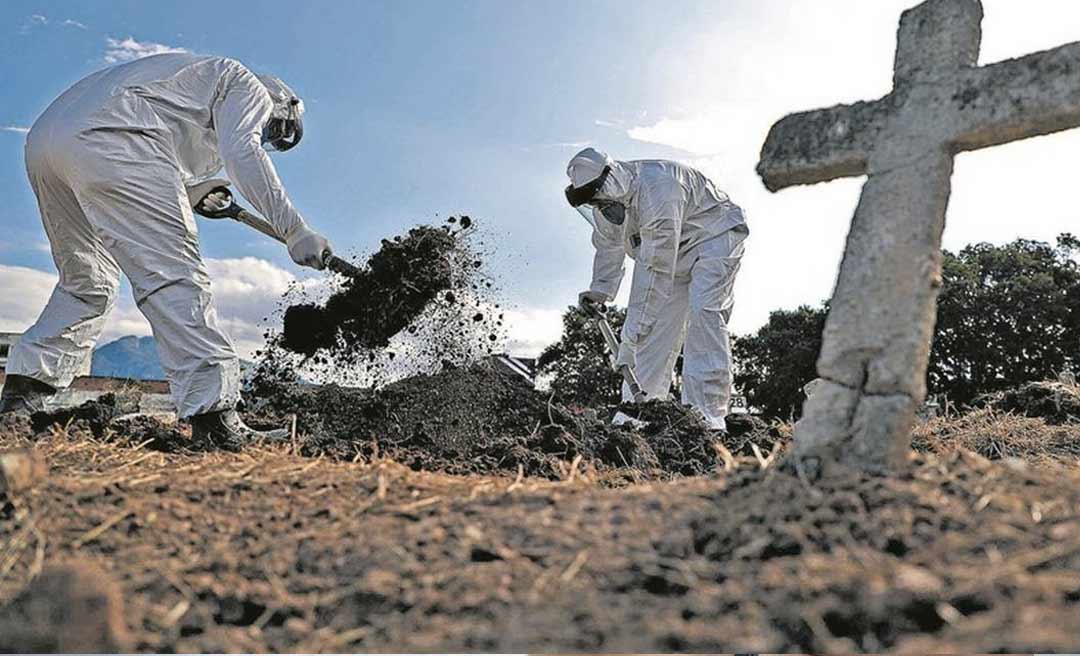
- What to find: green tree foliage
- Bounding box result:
[732,304,827,420]
[537,306,626,408]
[929,234,1080,404]
[733,234,1080,418]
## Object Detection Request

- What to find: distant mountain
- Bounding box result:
[91,335,165,380]
[90,335,256,382]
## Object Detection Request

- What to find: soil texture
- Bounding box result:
[2,420,1080,652]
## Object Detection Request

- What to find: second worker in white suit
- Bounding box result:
[565,147,748,432]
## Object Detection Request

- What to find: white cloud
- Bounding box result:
[0,258,303,361]
[203,257,299,357]
[103,36,188,64]
[617,0,1080,338]
[503,306,565,358]
[30,15,47,25]
[1,126,30,134]
[0,265,57,333]
[63,19,88,29]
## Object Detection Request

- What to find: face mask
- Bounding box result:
[565,166,611,208]
[596,201,626,226]
[262,99,304,152]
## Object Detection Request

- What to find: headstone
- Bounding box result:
[757,0,1080,472]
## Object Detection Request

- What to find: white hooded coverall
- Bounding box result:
[8,53,313,418]
[569,149,748,430]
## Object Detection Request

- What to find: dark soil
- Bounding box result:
[281,226,458,355]
[0,561,132,653]
[27,395,206,454]
[29,392,138,436]
[253,219,507,390]
[257,360,779,482]
[3,421,1080,653]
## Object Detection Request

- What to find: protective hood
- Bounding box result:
[256,73,305,151]
[256,74,305,120]
[566,147,633,205]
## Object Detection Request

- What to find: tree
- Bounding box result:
[734,234,1080,419]
[733,304,827,420]
[537,306,626,408]
[929,233,1080,404]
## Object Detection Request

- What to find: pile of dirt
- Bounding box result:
[257,361,783,481]
[976,380,1080,424]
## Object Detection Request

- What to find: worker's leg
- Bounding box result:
[6,139,120,389]
[69,129,240,419]
[683,227,747,430]
[621,260,690,400]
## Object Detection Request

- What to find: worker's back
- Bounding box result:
[627,159,747,253]
[32,53,248,185]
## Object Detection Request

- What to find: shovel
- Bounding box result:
[585,302,647,403]
[186,179,362,278]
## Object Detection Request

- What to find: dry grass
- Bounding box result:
[912,406,1080,468]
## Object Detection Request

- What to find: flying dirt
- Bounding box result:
[252,217,507,389]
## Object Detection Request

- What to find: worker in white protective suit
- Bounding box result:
[0,53,331,449]
[565,148,748,432]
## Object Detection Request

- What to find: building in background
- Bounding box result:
[0,332,18,372]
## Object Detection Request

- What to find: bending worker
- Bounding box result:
[565,147,748,432]
[0,53,331,448]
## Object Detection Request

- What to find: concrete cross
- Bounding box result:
[757,0,1080,473]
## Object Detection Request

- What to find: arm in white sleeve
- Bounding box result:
[212,66,307,239]
[589,223,626,301]
[632,179,685,336]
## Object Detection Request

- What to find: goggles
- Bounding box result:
[564,165,611,207]
[262,98,304,152]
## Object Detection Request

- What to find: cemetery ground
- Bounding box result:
[2,377,1080,652]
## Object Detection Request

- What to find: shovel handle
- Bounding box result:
[192,182,359,277]
[593,309,648,403]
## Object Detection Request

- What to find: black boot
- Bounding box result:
[189,408,289,450]
[0,374,57,416]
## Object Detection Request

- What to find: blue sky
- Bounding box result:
[3,1,1080,358]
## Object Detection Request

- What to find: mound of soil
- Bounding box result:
[978,381,1080,424]
[0,561,132,653]
[258,362,782,481]
[29,392,138,436]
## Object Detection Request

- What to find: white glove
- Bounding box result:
[200,190,231,213]
[578,290,609,311]
[286,223,331,270]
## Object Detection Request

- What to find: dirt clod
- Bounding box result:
[0,561,132,653]
[0,449,47,495]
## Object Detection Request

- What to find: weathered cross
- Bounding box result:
[757,0,1080,473]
